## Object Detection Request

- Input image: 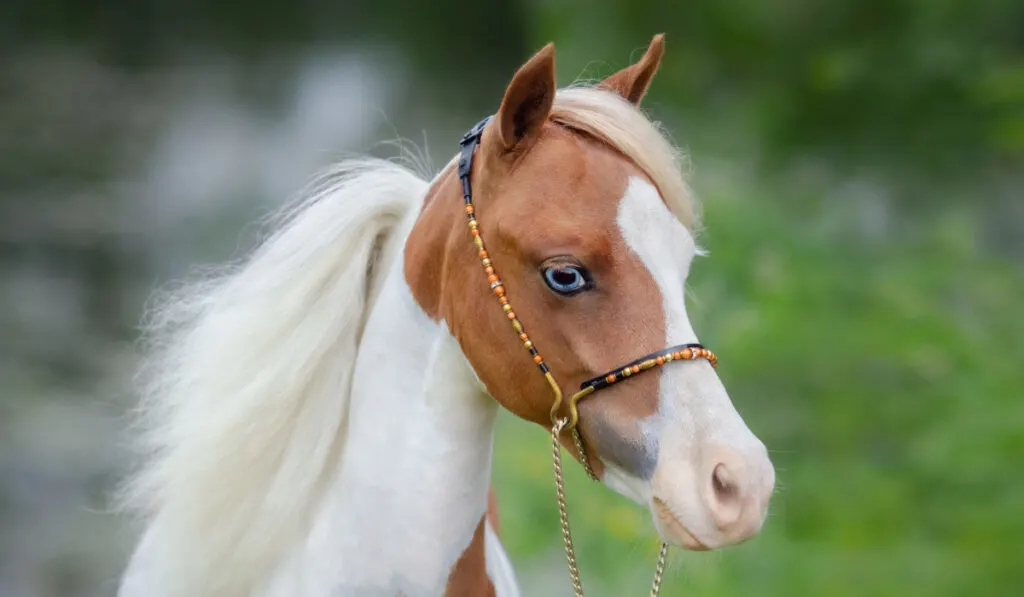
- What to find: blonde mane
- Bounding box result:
[551,86,700,233]
[116,84,695,596]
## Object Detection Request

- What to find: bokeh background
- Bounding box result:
[2,1,1022,596]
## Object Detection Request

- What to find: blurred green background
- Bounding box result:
[1,0,1021,596]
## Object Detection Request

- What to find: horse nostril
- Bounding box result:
[707,461,744,530]
[712,463,738,503]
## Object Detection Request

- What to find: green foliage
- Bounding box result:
[492,170,1024,595]
[532,0,1024,187]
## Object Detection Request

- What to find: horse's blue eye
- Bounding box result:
[543,265,589,295]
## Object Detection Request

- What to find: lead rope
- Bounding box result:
[551,418,669,597]
[551,418,586,597]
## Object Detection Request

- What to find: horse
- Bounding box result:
[116,34,776,597]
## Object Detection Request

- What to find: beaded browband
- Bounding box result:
[457,115,717,429]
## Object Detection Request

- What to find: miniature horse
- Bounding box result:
[117,35,775,597]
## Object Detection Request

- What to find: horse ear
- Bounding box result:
[599,34,665,105]
[494,42,556,151]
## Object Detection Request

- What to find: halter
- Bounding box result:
[457,116,718,596]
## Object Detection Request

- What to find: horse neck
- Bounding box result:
[269,209,500,595]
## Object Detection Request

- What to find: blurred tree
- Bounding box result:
[4,0,1021,190]
[531,0,1023,206]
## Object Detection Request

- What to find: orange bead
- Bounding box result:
[673,352,683,360]
[519,333,528,341]
[484,266,494,275]
[487,274,498,284]
[470,229,480,236]
[681,348,692,359]
[493,285,504,296]
[631,365,640,374]
[506,311,516,319]
[533,355,543,364]
[655,356,665,365]
[498,296,508,305]
[606,374,616,383]
[465,205,474,214]
[479,250,488,259]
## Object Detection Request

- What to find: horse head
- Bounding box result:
[406,35,775,552]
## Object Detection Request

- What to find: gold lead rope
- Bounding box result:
[551,418,586,597]
[551,418,669,597]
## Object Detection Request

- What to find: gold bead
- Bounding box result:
[512,320,523,333]
[524,340,533,348]
[503,304,512,313]
[481,257,491,266]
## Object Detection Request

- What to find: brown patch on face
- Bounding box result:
[444,516,495,597]
[406,39,680,481]
[404,121,669,480]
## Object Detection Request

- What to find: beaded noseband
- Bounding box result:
[457,116,718,429]
[457,116,718,597]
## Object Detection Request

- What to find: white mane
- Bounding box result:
[116,85,694,596]
[118,159,427,595]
